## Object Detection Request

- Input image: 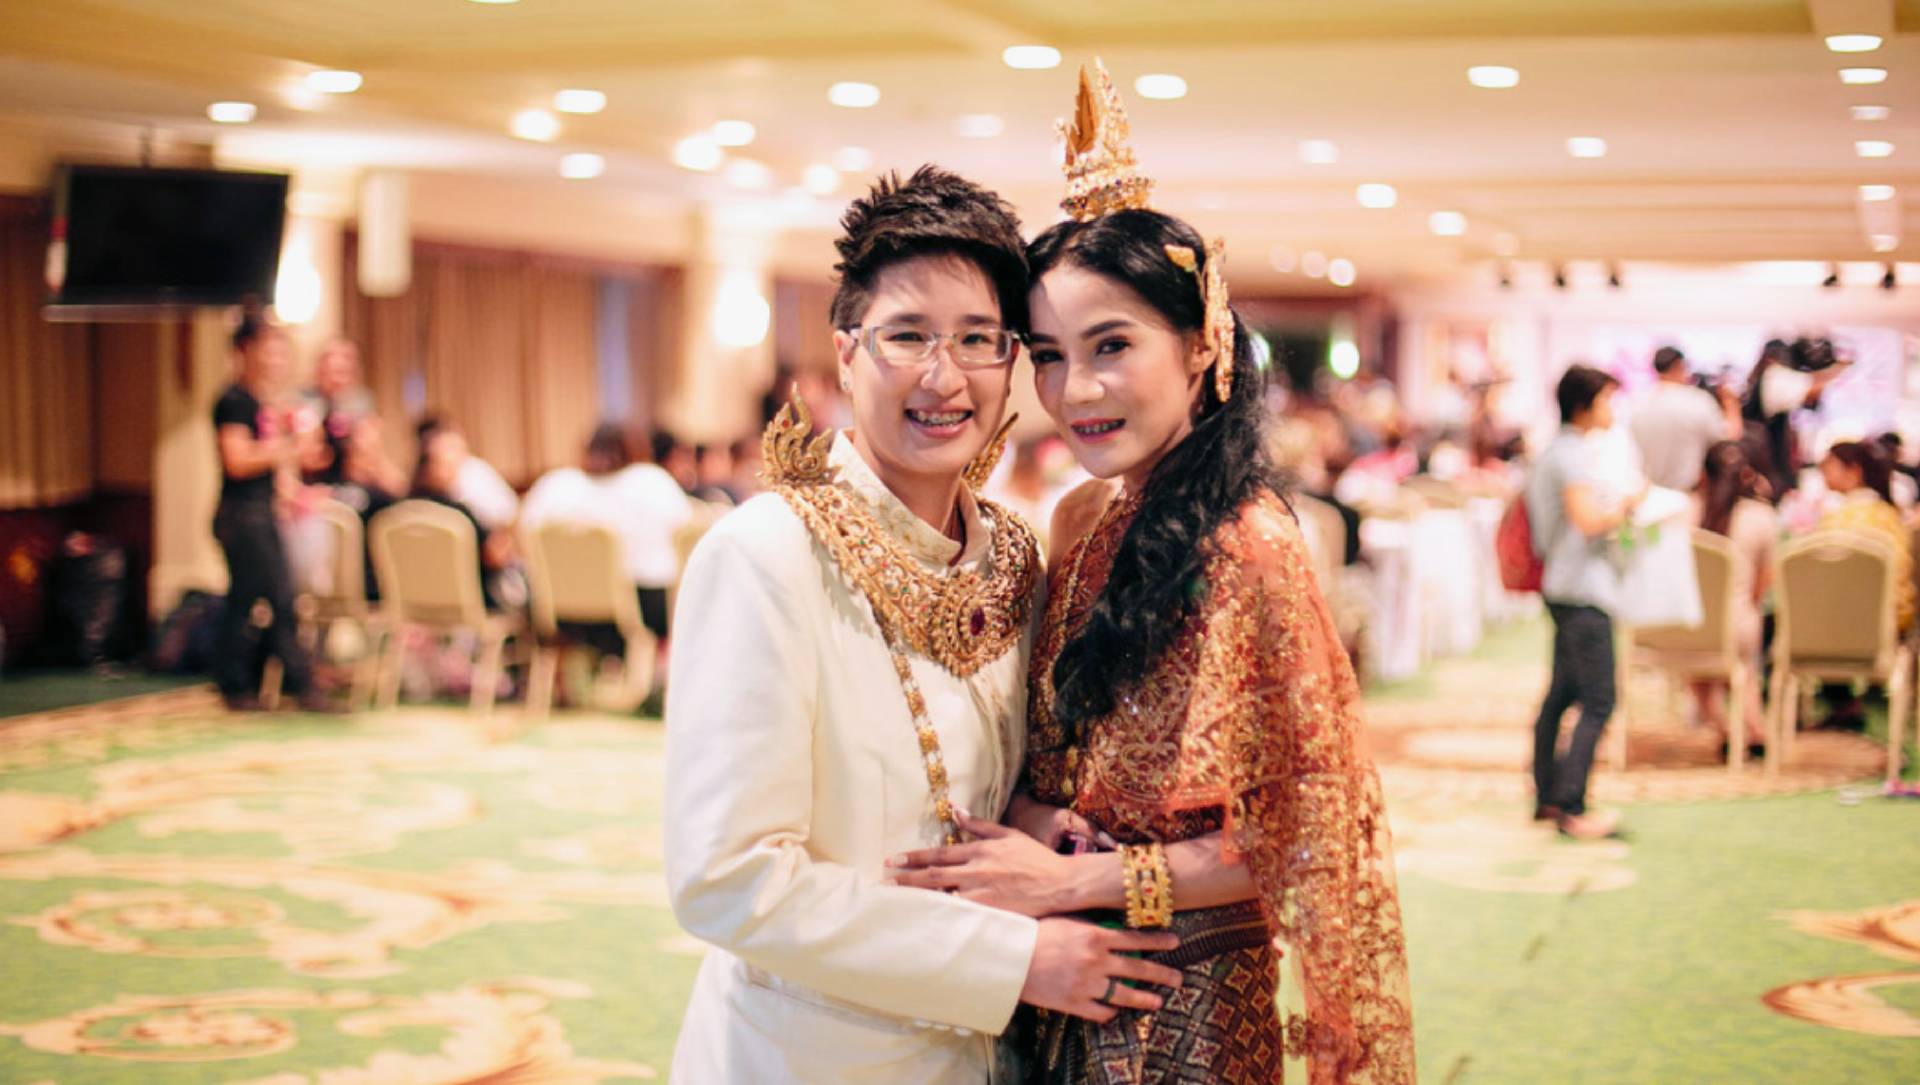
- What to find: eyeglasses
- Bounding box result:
[845,324,1019,369]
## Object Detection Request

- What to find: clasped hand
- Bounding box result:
[886,809,1079,916]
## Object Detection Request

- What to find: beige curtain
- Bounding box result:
[526,264,599,474]
[344,239,610,487]
[0,197,92,509]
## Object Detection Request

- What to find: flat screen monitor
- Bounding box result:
[52,164,289,307]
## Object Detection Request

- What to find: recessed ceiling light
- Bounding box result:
[1003,45,1061,70]
[1825,34,1883,53]
[553,89,606,114]
[673,136,723,172]
[1328,258,1357,287]
[828,82,881,108]
[1299,139,1338,165]
[1429,211,1468,236]
[803,164,840,196]
[1852,105,1890,121]
[833,146,874,172]
[1467,65,1519,89]
[559,153,605,180]
[1840,68,1888,85]
[724,158,773,190]
[1860,184,1897,202]
[1857,140,1895,158]
[955,113,1005,139]
[1869,234,1899,253]
[510,109,560,142]
[1134,74,1187,100]
[711,120,756,147]
[1269,246,1297,273]
[1356,183,1397,209]
[306,70,363,94]
[1566,136,1608,158]
[207,101,256,124]
[1301,251,1328,278]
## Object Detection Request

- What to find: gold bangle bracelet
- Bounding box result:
[1121,843,1173,929]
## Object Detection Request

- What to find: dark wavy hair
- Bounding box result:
[828,165,1028,333]
[1826,440,1894,505]
[1029,208,1278,735]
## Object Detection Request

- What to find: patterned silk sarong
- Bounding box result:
[1020,900,1280,1084]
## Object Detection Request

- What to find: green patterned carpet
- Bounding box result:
[0,679,1914,1083]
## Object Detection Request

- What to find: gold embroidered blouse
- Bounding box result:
[1026,488,1416,1085]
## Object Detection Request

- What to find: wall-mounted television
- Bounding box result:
[50,164,289,308]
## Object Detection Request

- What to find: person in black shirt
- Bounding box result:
[212,317,330,712]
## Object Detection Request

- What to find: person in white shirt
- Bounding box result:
[1741,338,1850,494]
[413,415,521,532]
[1629,346,1740,492]
[519,422,692,642]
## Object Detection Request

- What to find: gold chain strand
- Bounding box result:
[762,396,1039,845]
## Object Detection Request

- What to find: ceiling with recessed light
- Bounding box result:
[0,0,1915,287]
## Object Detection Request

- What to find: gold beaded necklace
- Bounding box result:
[762,397,1038,845]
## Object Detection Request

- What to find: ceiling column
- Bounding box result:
[665,203,778,444]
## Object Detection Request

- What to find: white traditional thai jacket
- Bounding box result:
[664,433,1040,1084]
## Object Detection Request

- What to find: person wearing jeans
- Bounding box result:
[1527,365,1643,840]
[212,317,327,713]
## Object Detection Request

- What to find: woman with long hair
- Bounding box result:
[1692,440,1774,752]
[1819,440,1911,630]
[663,165,1181,1083]
[891,63,1413,1084]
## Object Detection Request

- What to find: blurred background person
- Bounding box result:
[1690,440,1773,755]
[1631,346,1741,493]
[1742,337,1850,496]
[210,317,328,713]
[410,424,521,612]
[414,413,519,533]
[690,442,740,505]
[521,422,692,648]
[651,430,700,495]
[1527,365,1642,840]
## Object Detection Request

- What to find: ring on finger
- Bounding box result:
[1101,977,1119,1004]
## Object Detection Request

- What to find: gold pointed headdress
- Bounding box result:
[1058,58,1237,401]
[1059,59,1153,221]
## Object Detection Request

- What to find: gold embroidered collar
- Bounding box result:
[761,399,1038,679]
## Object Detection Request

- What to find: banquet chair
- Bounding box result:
[666,504,724,622]
[1403,475,1468,510]
[1767,531,1910,776]
[291,498,385,710]
[522,520,655,717]
[1624,530,1756,772]
[368,500,524,717]
[1290,494,1345,605]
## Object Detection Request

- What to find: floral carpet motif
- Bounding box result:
[2,648,1915,1085]
[0,698,689,1084]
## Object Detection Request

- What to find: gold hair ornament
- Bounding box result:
[1165,239,1236,402]
[1059,59,1154,221]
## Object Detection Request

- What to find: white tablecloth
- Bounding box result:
[1361,508,1499,683]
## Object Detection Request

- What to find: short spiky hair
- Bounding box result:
[829,165,1029,333]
